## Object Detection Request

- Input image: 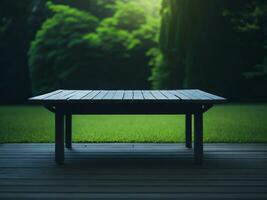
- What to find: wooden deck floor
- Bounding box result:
[0,143,267,199]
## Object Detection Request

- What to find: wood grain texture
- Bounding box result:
[160,90,179,100]
[133,90,144,100]
[123,90,133,100]
[142,90,155,100]
[0,143,266,199]
[68,90,92,100]
[113,90,124,100]
[103,90,117,100]
[29,90,62,100]
[93,90,108,100]
[45,90,77,100]
[29,89,226,103]
[82,90,100,100]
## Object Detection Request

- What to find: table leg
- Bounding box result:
[194,112,203,164]
[55,111,64,164]
[185,114,192,148]
[65,114,72,149]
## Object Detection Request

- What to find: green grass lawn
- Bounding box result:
[0,104,267,143]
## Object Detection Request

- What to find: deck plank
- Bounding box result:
[0,143,266,199]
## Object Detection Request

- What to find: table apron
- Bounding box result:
[45,102,213,115]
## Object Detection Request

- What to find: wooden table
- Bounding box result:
[29,89,226,164]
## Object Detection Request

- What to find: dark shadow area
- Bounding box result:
[1,144,267,199]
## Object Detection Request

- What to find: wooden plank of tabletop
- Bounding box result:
[112,90,124,100]
[150,90,167,100]
[44,90,77,100]
[29,90,63,100]
[133,90,144,100]
[169,90,191,100]
[184,89,212,100]
[68,90,92,100]
[30,89,225,102]
[103,90,117,100]
[160,90,180,100]
[93,90,109,100]
[123,90,133,100]
[142,90,155,100]
[195,89,226,100]
[181,90,212,100]
[82,90,101,100]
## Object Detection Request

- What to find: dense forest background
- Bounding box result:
[0,0,267,103]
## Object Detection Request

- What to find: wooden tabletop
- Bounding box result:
[29,89,226,104]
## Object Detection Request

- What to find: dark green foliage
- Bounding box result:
[114,1,146,31]
[28,1,160,94]
[227,1,267,99]
[4,0,267,102]
[28,3,99,94]
[151,0,267,100]
[0,0,47,102]
[82,1,160,89]
[51,0,117,19]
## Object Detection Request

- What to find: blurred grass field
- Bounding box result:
[0,104,267,143]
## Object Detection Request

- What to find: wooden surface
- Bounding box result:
[29,89,226,103]
[0,143,267,199]
[29,90,226,164]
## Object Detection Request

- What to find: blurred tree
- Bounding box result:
[150,0,267,100]
[0,0,48,103]
[28,3,99,94]
[225,0,267,99]
[28,0,161,94]
[84,0,160,89]
[51,0,117,18]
